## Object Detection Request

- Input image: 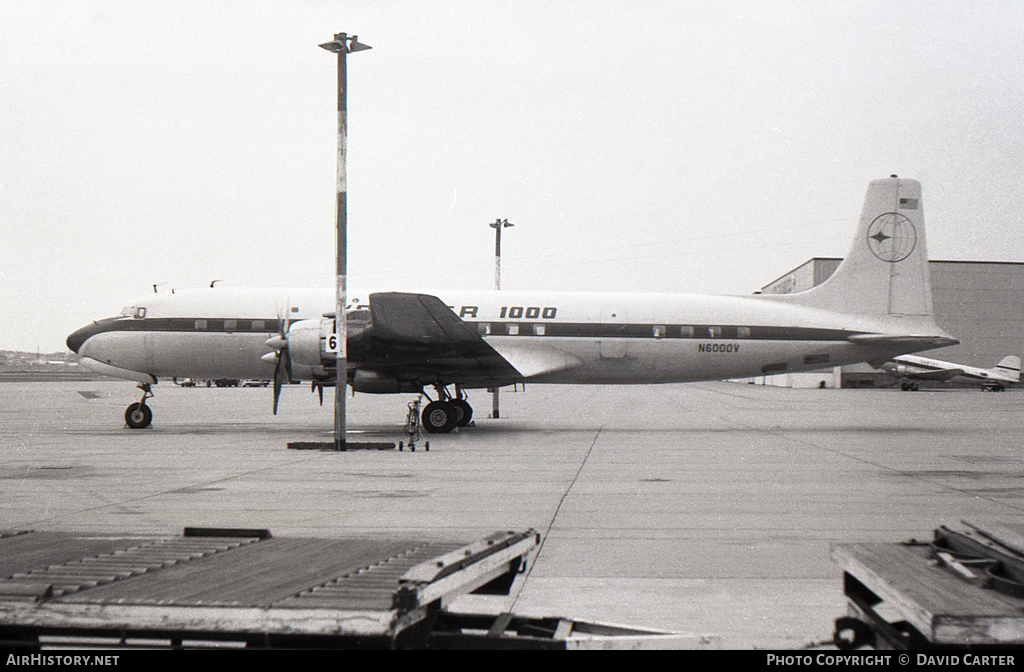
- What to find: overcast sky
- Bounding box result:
[2,1,1023,352]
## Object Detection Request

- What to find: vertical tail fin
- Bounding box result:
[776,177,933,317]
[994,356,1021,382]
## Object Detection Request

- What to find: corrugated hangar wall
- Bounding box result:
[931,262,1024,365]
[760,259,1024,386]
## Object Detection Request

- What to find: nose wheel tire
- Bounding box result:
[125,403,153,429]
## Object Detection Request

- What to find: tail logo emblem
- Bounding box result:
[867,212,917,263]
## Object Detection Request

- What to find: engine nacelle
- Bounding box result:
[286,318,336,367]
[350,370,420,394]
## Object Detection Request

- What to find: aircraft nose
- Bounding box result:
[66,323,100,354]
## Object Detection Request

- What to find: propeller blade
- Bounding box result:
[273,364,283,415]
[271,302,291,416]
[272,346,292,415]
[272,349,287,415]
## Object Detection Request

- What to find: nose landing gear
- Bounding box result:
[125,383,154,429]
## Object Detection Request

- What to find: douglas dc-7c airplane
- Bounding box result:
[67,177,957,432]
[879,354,1021,391]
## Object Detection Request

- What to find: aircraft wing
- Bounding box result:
[368,292,482,345]
[356,292,523,386]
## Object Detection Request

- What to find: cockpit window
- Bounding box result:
[133,307,147,319]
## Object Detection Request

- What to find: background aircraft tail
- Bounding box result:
[994,356,1021,382]
[769,177,934,319]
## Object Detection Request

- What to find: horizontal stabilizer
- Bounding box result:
[847,334,959,349]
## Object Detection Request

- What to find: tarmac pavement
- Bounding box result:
[2,379,1022,649]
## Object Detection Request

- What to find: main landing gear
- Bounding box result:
[420,385,474,434]
[125,383,154,429]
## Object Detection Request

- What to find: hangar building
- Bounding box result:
[757,259,1024,388]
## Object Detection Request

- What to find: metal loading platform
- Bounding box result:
[0,528,677,650]
[831,520,1024,650]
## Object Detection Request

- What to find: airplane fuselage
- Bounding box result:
[70,286,941,389]
[883,354,1019,389]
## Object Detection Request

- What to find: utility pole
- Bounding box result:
[489,218,513,418]
[319,32,371,451]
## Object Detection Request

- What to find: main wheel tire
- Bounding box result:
[422,401,457,434]
[125,403,153,429]
[450,399,473,427]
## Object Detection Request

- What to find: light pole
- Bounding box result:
[319,32,371,451]
[489,218,513,418]
[490,218,513,290]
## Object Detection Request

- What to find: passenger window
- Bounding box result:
[533,324,546,336]
[478,323,492,335]
[252,320,265,331]
[652,325,666,338]
[195,320,208,330]
[737,327,751,339]
[507,324,519,335]
[224,319,237,332]
[709,327,722,339]
[680,326,694,338]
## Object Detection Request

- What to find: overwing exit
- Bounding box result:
[66,177,958,433]
[878,354,1020,391]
